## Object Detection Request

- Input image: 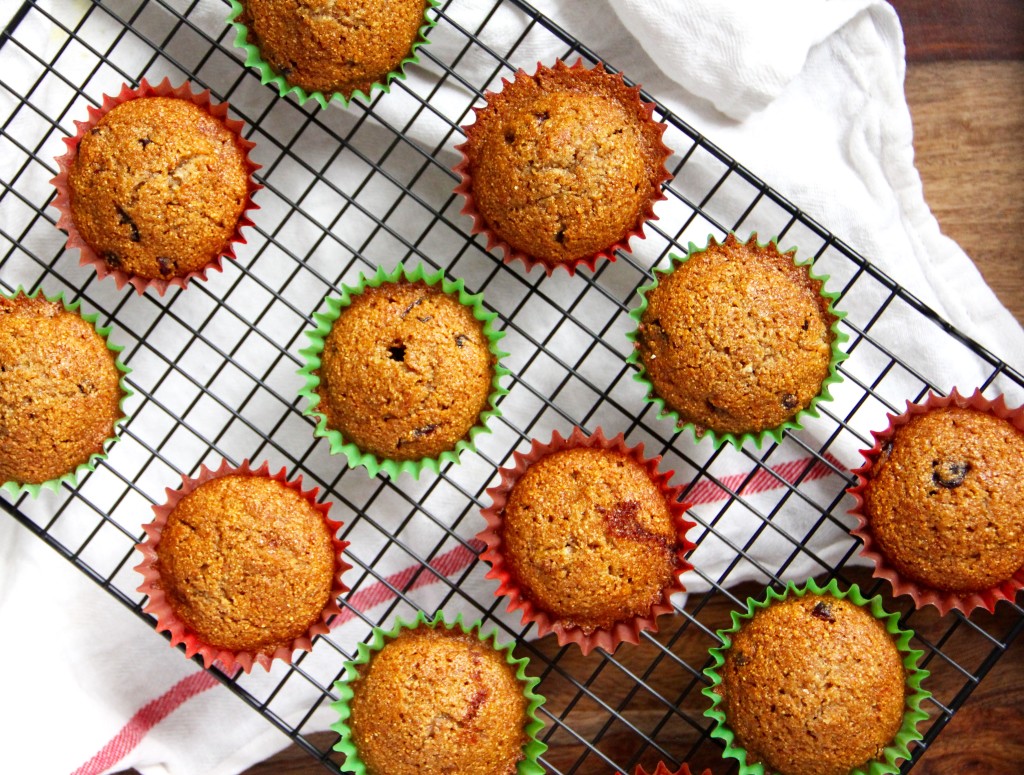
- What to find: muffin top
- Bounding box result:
[0,294,122,485]
[501,447,681,633]
[463,60,668,265]
[155,475,336,654]
[862,407,1024,592]
[347,625,528,775]
[239,0,427,97]
[636,234,837,436]
[720,594,906,775]
[68,96,249,280]
[316,280,494,462]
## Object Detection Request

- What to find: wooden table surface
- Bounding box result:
[123,2,1024,774]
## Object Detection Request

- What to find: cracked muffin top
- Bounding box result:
[347,625,528,775]
[316,280,494,462]
[67,96,249,280]
[500,446,681,633]
[154,474,336,654]
[861,407,1024,593]
[238,0,428,98]
[460,59,670,267]
[719,594,907,775]
[636,234,838,437]
[0,293,123,485]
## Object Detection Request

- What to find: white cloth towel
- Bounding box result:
[1,1,1021,774]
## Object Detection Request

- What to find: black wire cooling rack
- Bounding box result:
[2,0,1023,773]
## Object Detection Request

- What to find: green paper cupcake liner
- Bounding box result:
[297,262,509,479]
[330,610,547,775]
[625,233,849,450]
[702,578,931,775]
[226,0,439,110]
[0,286,132,498]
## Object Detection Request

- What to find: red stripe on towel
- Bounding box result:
[72,669,218,774]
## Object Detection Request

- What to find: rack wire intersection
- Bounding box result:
[1,0,1022,773]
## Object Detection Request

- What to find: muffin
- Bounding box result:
[455,59,672,274]
[629,233,846,447]
[849,388,1024,614]
[703,581,930,775]
[0,290,127,492]
[52,78,259,294]
[135,460,350,672]
[299,263,507,479]
[478,426,695,655]
[229,0,436,108]
[332,613,546,775]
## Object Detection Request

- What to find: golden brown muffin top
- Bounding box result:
[637,234,837,436]
[239,0,427,97]
[317,280,494,462]
[464,61,668,264]
[348,625,528,775]
[155,475,336,654]
[68,96,249,280]
[863,407,1024,592]
[720,594,906,775]
[0,294,122,485]
[501,447,680,633]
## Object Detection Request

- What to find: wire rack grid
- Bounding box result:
[1,0,1022,773]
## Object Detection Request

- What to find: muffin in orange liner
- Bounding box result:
[135,459,351,673]
[51,77,261,295]
[847,387,1024,615]
[454,59,672,275]
[477,426,696,655]
[618,764,713,775]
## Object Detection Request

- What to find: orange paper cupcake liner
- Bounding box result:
[454,58,672,276]
[477,426,696,655]
[135,459,351,673]
[51,77,261,295]
[847,387,1024,615]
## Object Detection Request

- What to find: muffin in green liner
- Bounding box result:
[298,262,509,479]
[0,287,132,497]
[227,0,439,110]
[331,611,547,775]
[702,579,931,775]
[626,233,848,449]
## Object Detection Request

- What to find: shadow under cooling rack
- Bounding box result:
[1,0,1022,773]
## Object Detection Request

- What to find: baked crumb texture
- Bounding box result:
[703,581,930,775]
[850,388,1024,614]
[136,460,350,672]
[478,426,695,655]
[299,263,507,479]
[231,0,435,107]
[344,624,532,775]
[52,78,259,295]
[456,58,671,274]
[0,291,126,490]
[629,232,846,447]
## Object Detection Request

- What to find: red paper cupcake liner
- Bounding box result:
[135,459,351,673]
[454,58,673,276]
[478,426,696,655]
[620,764,713,775]
[847,387,1024,616]
[51,77,261,296]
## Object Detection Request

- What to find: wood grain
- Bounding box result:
[889,0,1024,61]
[903,60,1024,326]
